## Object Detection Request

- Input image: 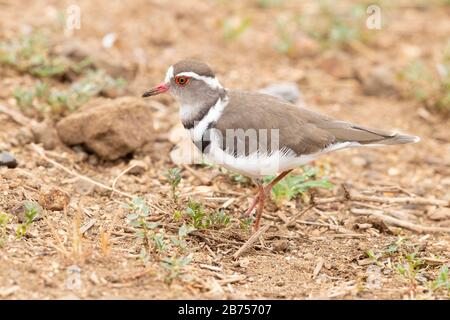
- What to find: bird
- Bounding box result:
[143,59,420,230]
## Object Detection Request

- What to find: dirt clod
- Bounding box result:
[56,97,154,160]
[39,187,70,211]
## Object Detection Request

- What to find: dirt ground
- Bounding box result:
[0,0,449,300]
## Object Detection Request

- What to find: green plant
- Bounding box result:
[239,216,254,231]
[170,224,195,251]
[184,201,231,229]
[185,200,207,229]
[0,31,91,78]
[366,249,383,267]
[229,172,251,185]
[126,197,159,255]
[160,255,192,284]
[400,44,450,115]
[13,70,126,117]
[297,2,372,49]
[0,212,11,247]
[257,0,284,8]
[16,201,40,238]
[164,168,182,201]
[222,16,252,41]
[431,265,450,293]
[396,253,424,288]
[208,209,231,227]
[263,167,334,204]
[274,16,296,55]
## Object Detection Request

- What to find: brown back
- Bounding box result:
[214,90,395,156]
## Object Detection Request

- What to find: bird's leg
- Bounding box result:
[254,184,266,230]
[245,178,263,216]
[253,170,293,230]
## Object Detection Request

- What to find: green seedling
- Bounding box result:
[185,201,231,229]
[431,265,450,293]
[16,201,40,238]
[0,31,91,78]
[207,209,231,228]
[222,16,252,41]
[171,224,195,251]
[185,200,206,229]
[164,168,182,201]
[13,70,126,117]
[160,255,192,284]
[263,166,334,204]
[126,197,158,249]
[400,45,450,115]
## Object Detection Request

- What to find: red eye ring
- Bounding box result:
[175,76,190,86]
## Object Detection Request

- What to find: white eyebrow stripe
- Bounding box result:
[165,65,174,83]
[175,71,223,89]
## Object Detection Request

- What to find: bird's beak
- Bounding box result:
[142,83,170,97]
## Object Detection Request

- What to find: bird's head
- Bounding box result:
[142,60,224,108]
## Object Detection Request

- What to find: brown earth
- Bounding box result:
[0,0,449,299]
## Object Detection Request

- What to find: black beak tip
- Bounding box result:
[142,92,150,98]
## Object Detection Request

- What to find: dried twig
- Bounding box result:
[111,164,138,197]
[312,258,324,279]
[0,103,35,126]
[350,194,449,207]
[314,194,449,207]
[233,225,270,259]
[351,208,450,234]
[286,205,313,227]
[31,143,134,198]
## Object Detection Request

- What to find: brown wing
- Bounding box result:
[213,90,397,156]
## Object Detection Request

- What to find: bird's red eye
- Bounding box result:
[175,76,190,86]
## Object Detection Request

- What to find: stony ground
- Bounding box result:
[0,0,449,299]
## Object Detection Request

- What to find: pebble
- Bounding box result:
[0,151,18,168]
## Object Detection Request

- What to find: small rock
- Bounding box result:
[259,83,302,104]
[39,187,70,211]
[73,146,89,162]
[56,97,154,160]
[361,65,397,97]
[74,179,95,195]
[88,154,99,165]
[388,167,399,176]
[272,240,289,252]
[276,280,285,287]
[14,127,34,145]
[351,156,368,168]
[127,159,148,175]
[0,151,18,168]
[30,120,61,150]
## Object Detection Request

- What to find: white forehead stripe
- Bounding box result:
[165,65,174,83]
[176,72,223,90]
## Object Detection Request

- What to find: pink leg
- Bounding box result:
[246,170,293,230]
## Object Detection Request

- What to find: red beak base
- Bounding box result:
[142,83,169,97]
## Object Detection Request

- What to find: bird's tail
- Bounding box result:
[376,133,420,145]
